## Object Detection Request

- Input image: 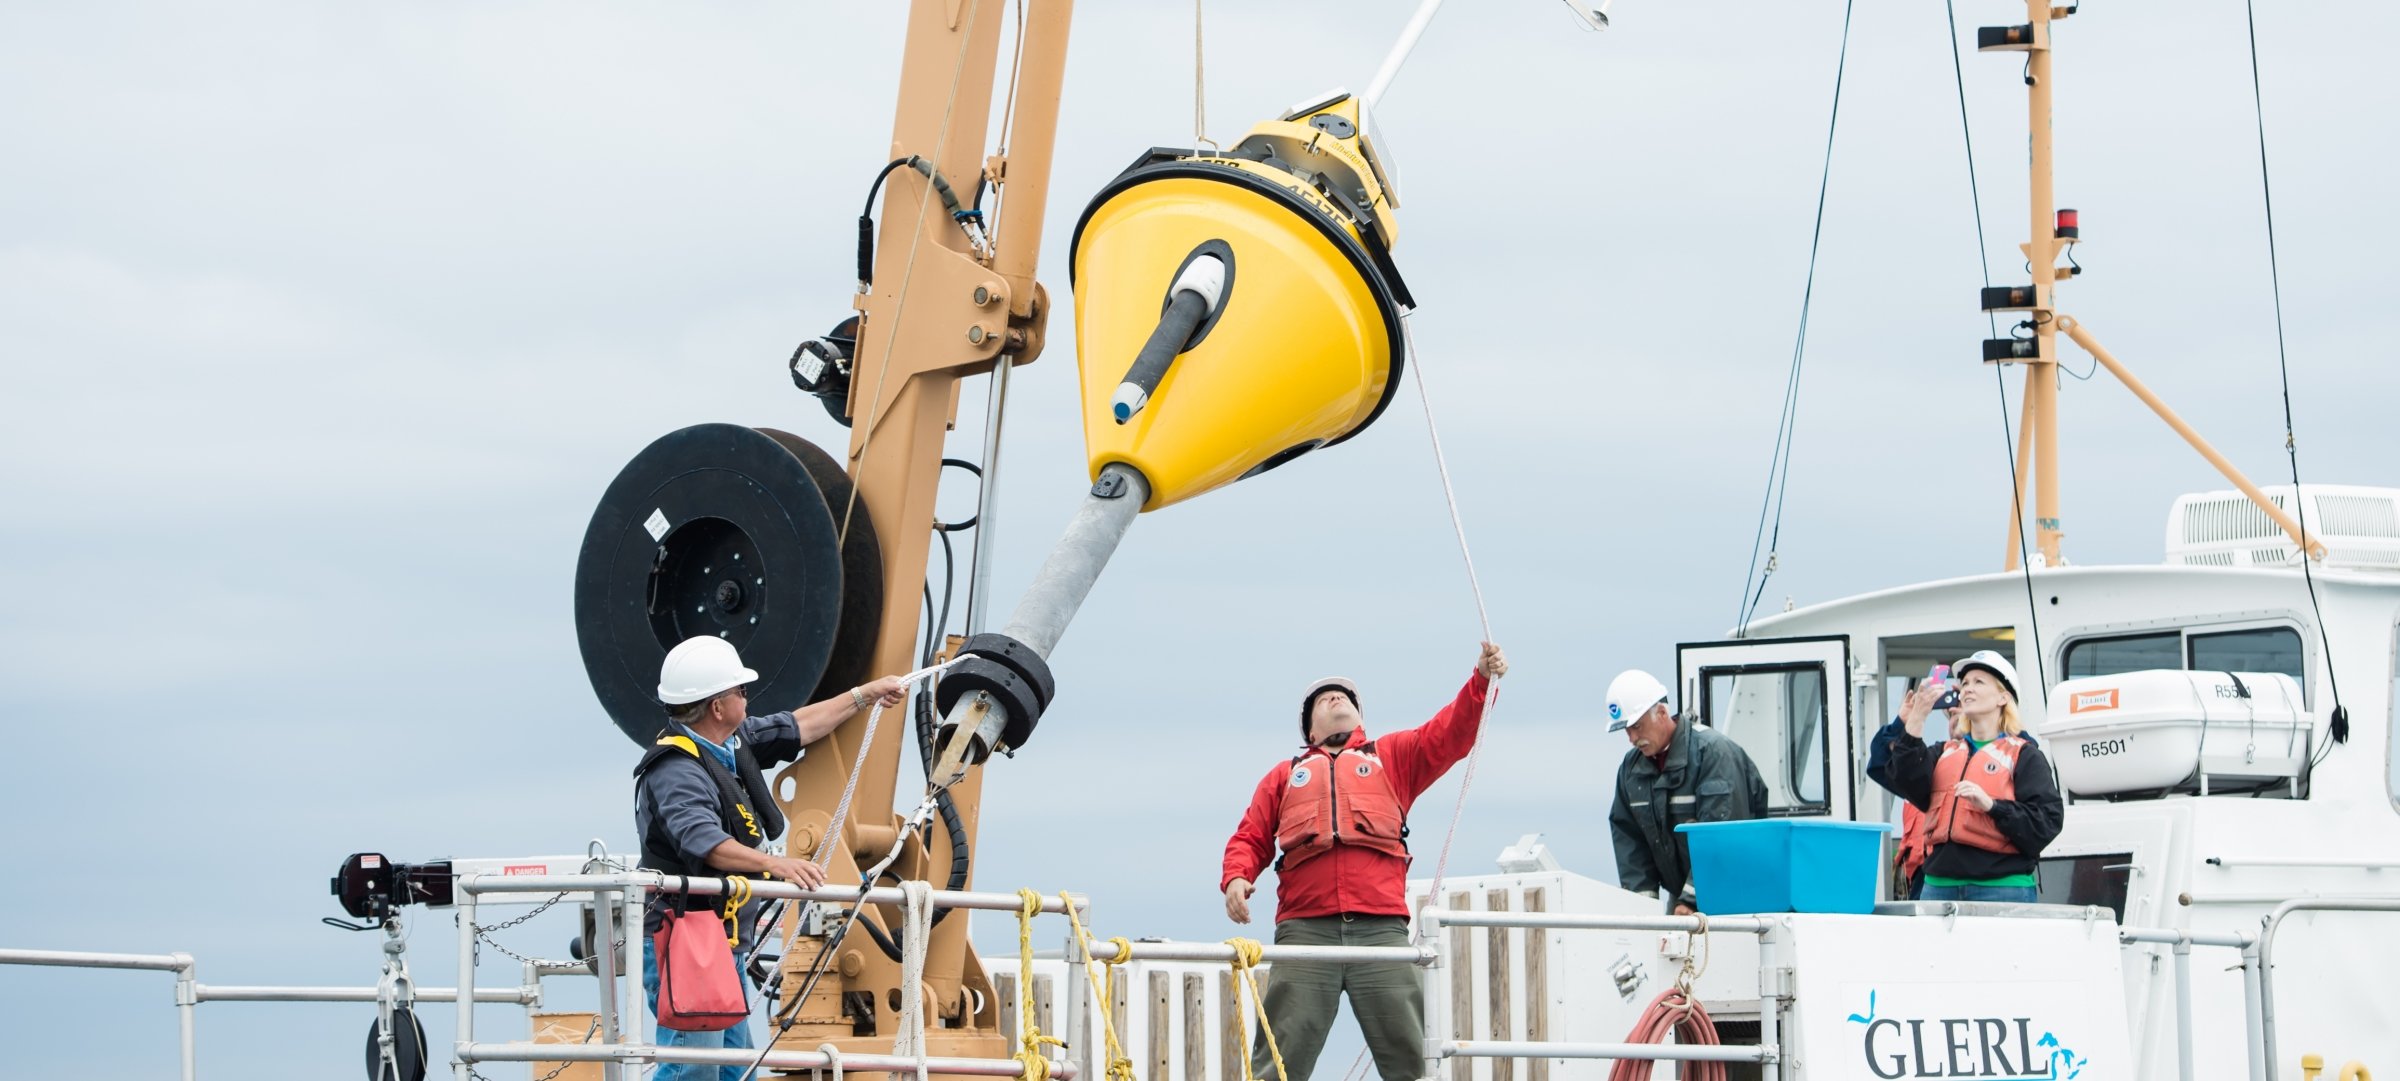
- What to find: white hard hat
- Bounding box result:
[1299,676,1360,737]
[1952,650,2020,701]
[1604,669,1670,733]
[1302,676,1360,706]
[657,636,759,706]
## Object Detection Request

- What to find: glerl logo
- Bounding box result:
[2068,688,2119,714]
[1846,991,2090,1080]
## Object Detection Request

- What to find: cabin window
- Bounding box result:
[1699,664,1831,815]
[2063,624,2306,687]
[2036,852,2133,922]
[2187,627,2303,679]
[2063,632,2180,679]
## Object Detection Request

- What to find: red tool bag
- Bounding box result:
[652,907,748,1031]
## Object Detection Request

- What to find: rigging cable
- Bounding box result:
[1192,0,1214,151]
[2243,0,2348,750]
[986,0,1030,246]
[1734,0,1857,637]
[1397,314,1502,949]
[1944,0,2047,695]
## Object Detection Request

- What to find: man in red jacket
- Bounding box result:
[1220,642,1507,1081]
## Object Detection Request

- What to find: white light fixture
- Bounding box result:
[1495,833,1560,874]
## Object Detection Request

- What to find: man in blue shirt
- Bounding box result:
[634,635,906,1080]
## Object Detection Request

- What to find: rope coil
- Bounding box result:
[1612,987,1724,1081]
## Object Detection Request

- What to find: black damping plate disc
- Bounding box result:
[756,429,885,708]
[575,423,844,746]
[365,1006,427,1081]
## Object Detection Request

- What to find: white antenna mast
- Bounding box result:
[1363,0,1612,113]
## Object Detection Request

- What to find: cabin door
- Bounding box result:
[1676,634,1854,822]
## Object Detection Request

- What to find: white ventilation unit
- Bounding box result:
[2164,484,2400,572]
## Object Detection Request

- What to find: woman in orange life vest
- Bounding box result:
[1869,650,2064,903]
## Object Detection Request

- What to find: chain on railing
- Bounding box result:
[468,891,587,970]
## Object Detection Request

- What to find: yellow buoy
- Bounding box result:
[1067,92,1411,511]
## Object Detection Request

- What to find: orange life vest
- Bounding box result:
[1897,802,1934,883]
[1929,734,2026,854]
[1276,741,1410,871]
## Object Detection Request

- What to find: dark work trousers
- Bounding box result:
[1248,914,1423,1081]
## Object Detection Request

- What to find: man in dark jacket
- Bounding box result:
[1603,669,1772,914]
[634,635,906,1080]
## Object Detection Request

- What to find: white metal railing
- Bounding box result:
[2116,925,2257,1081]
[1015,906,1784,1080]
[1081,939,1433,965]
[2251,897,2400,1081]
[0,948,196,1081]
[1417,906,1784,1079]
[1446,1040,1775,1063]
[453,870,1093,1081]
[0,948,544,1080]
[22,878,2376,1081]
[191,982,540,1004]
[463,1041,1061,1076]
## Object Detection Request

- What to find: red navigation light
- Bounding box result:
[2056,208,2081,240]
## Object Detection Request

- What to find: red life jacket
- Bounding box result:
[1929,734,2026,854]
[1276,741,1410,871]
[1897,802,1934,883]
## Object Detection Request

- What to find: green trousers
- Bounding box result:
[1249,915,1423,1081]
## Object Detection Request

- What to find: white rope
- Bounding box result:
[1400,312,1499,947]
[813,657,968,867]
[814,1041,846,1081]
[893,879,935,1081]
[1402,315,1491,639]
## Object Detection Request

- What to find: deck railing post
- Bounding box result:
[173,953,197,1081]
[1062,919,1089,1081]
[454,879,478,1081]
[1755,923,1780,1081]
[624,880,648,1046]
[1419,903,1446,1081]
[592,887,624,1081]
[2171,937,2194,1081]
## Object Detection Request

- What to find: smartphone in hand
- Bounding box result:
[1928,663,1961,710]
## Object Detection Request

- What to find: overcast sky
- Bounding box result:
[4,2,2395,1077]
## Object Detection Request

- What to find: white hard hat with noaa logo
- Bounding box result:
[1604,669,1670,733]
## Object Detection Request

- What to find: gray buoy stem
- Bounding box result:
[931,463,1149,780]
[1001,463,1149,657]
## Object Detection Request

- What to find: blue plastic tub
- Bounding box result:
[1674,819,1895,915]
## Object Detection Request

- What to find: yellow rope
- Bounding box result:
[721,876,753,946]
[1224,938,1287,1081]
[1014,889,1067,1081]
[1059,895,1138,1081]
